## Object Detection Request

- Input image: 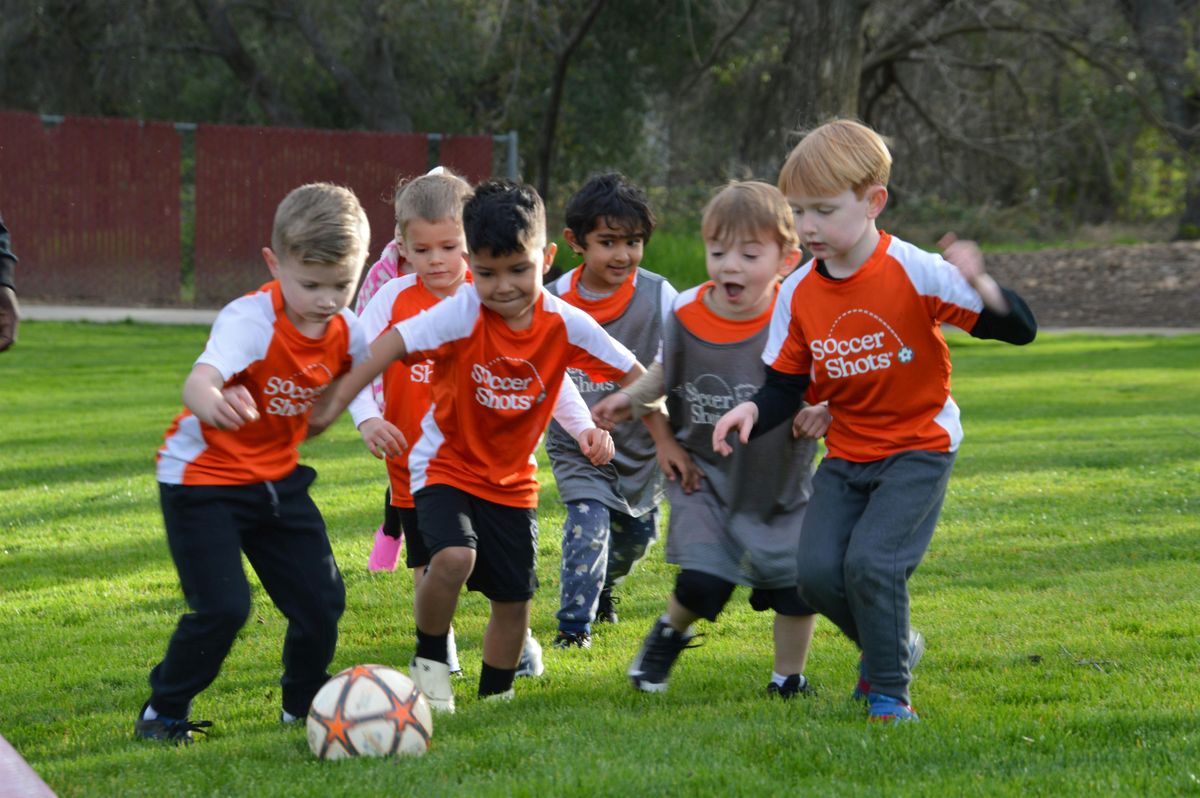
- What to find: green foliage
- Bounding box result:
[1,322,1198,796]
[1124,127,1189,223]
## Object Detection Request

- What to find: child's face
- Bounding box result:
[264,249,360,335]
[398,218,469,298]
[787,186,885,267]
[564,219,646,293]
[470,241,556,330]
[704,231,798,320]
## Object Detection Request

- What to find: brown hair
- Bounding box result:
[778,119,892,199]
[393,168,473,239]
[271,183,370,268]
[701,181,799,251]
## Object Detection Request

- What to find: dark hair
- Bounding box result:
[564,172,655,245]
[462,179,546,256]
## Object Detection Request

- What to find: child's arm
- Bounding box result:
[643,410,702,494]
[940,233,1037,344]
[592,361,666,429]
[309,328,409,436]
[552,373,615,466]
[356,418,408,460]
[182,364,259,430]
[791,401,832,439]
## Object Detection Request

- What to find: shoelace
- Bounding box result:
[164,717,213,741]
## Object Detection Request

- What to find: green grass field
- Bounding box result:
[1,322,1197,797]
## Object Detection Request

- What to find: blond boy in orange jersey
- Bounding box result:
[714,119,1037,722]
[138,183,371,743]
[312,179,642,711]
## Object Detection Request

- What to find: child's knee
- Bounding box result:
[430,546,475,582]
[843,551,888,594]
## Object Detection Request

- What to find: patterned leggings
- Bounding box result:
[556,499,659,633]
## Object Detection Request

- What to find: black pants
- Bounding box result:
[148,466,345,718]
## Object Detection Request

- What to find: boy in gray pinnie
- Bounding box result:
[544,173,676,649]
[593,181,827,696]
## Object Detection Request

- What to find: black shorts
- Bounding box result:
[413,484,538,602]
[398,506,432,569]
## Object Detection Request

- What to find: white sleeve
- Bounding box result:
[395,287,480,356]
[194,293,274,380]
[346,281,403,425]
[552,373,594,441]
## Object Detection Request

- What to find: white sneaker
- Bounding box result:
[515,628,545,678]
[410,656,455,713]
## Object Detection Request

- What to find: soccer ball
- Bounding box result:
[307,664,433,759]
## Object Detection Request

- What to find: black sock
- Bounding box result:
[415,627,449,664]
[382,501,402,540]
[478,661,516,697]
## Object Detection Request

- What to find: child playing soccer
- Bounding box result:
[713,119,1037,722]
[137,183,371,742]
[357,167,431,573]
[544,172,677,649]
[593,181,829,697]
[311,179,643,712]
[348,168,607,680]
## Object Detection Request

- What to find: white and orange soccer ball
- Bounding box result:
[307,664,433,759]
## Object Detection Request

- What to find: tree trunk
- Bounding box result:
[787,0,872,130]
[1118,0,1200,238]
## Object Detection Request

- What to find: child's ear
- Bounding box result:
[865,185,889,219]
[262,247,281,278]
[563,228,585,255]
[542,242,558,274]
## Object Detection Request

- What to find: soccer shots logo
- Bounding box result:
[472,357,547,412]
[810,310,914,379]
[262,362,335,417]
[677,374,758,426]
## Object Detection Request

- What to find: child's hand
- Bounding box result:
[939,232,1009,313]
[657,438,703,494]
[591,391,633,430]
[792,402,831,439]
[712,401,758,456]
[358,418,408,460]
[938,233,985,281]
[578,427,615,466]
[207,385,259,430]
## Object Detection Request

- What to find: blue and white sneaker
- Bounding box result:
[867,692,920,723]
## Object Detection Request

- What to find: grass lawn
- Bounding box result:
[1,322,1197,797]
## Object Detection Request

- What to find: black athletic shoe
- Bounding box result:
[627,618,700,693]
[767,673,814,700]
[553,630,592,649]
[134,702,212,744]
[595,587,619,624]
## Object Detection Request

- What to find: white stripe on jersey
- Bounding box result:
[156,415,208,484]
[886,237,983,315]
[761,262,812,367]
[407,403,445,495]
[932,395,963,452]
[539,292,637,373]
[395,285,480,355]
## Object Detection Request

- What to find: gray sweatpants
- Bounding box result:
[796,449,955,704]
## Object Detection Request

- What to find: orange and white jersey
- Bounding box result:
[763,232,985,462]
[394,287,636,508]
[157,281,369,485]
[348,273,457,507]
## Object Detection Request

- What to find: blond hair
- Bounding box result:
[778,119,892,199]
[271,183,370,268]
[701,181,799,251]
[393,168,473,238]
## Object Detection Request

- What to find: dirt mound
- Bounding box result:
[985,241,1200,328]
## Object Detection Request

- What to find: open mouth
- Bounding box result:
[721,282,745,300]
